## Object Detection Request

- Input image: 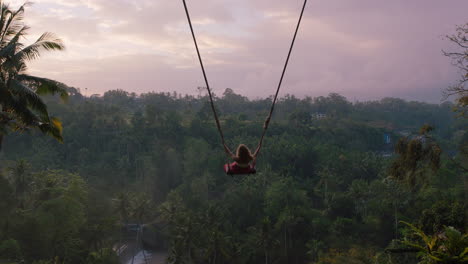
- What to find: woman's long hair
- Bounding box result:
[234,144,254,164]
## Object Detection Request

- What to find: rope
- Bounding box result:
[182,0,226,146]
[255,0,307,157]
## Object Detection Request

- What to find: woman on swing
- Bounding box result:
[223,143,260,175]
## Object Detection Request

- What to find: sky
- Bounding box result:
[8,0,468,102]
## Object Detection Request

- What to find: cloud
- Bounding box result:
[14,0,468,102]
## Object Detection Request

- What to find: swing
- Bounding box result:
[224,162,256,175]
[182,0,307,175]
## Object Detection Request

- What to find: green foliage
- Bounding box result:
[419,201,466,235]
[315,247,377,264]
[0,174,14,233]
[0,239,22,260]
[400,221,468,263]
[1,87,466,264]
[86,248,119,264]
[0,162,119,264]
[389,127,442,189]
[443,23,467,117]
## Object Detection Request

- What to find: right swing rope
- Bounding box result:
[255,0,308,157]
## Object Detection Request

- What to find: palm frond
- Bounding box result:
[17,74,69,101]
[0,3,12,43]
[1,60,27,80]
[8,79,49,118]
[1,93,62,142]
[13,32,64,62]
[400,221,430,243]
[0,3,27,46]
[38,117,63,142]
[399,241,427,252]
[0,8,15,45]
[3,93,40,125]
[0,25,28,57]
[460,247,468,258]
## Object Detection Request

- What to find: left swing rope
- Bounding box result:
[182,0,226,148]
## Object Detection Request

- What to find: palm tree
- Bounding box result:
[248,217,278,264]
[0,2,68,151]
[399,221,468,263]
[389,125,442,190]
[7,159,31,208]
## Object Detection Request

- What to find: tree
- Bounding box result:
[7,159,31,208]
[247,217,278,264]
[289,110,311,127]
[199,205,231,264]
[348,179,371,220]
[382,177,410,240]
[113,192,132,226]
[159,192,197,264]
[0,2,68,151]
[10,170,89,262]
[389,125,442,190]
[265,178,311,262]
[0,173,14,240]
[443,23,467,117]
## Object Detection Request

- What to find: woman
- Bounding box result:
[223,144,259,174]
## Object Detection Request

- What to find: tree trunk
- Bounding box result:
[284,227,288,261]
[189,247,193,264]
[0,134,3,172]
[394,202,398,239]
[0,103,4,154]
[1,218,9,241]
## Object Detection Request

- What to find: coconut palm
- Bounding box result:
[7,159,31,208]
[399,221,468,263]
[0,2,68,151]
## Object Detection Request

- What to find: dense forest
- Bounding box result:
[1,88,466,264]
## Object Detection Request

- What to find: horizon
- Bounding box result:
[7,0,468,103]
[77,87,456,106]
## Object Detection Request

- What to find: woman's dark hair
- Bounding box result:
[234,144,254,164]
